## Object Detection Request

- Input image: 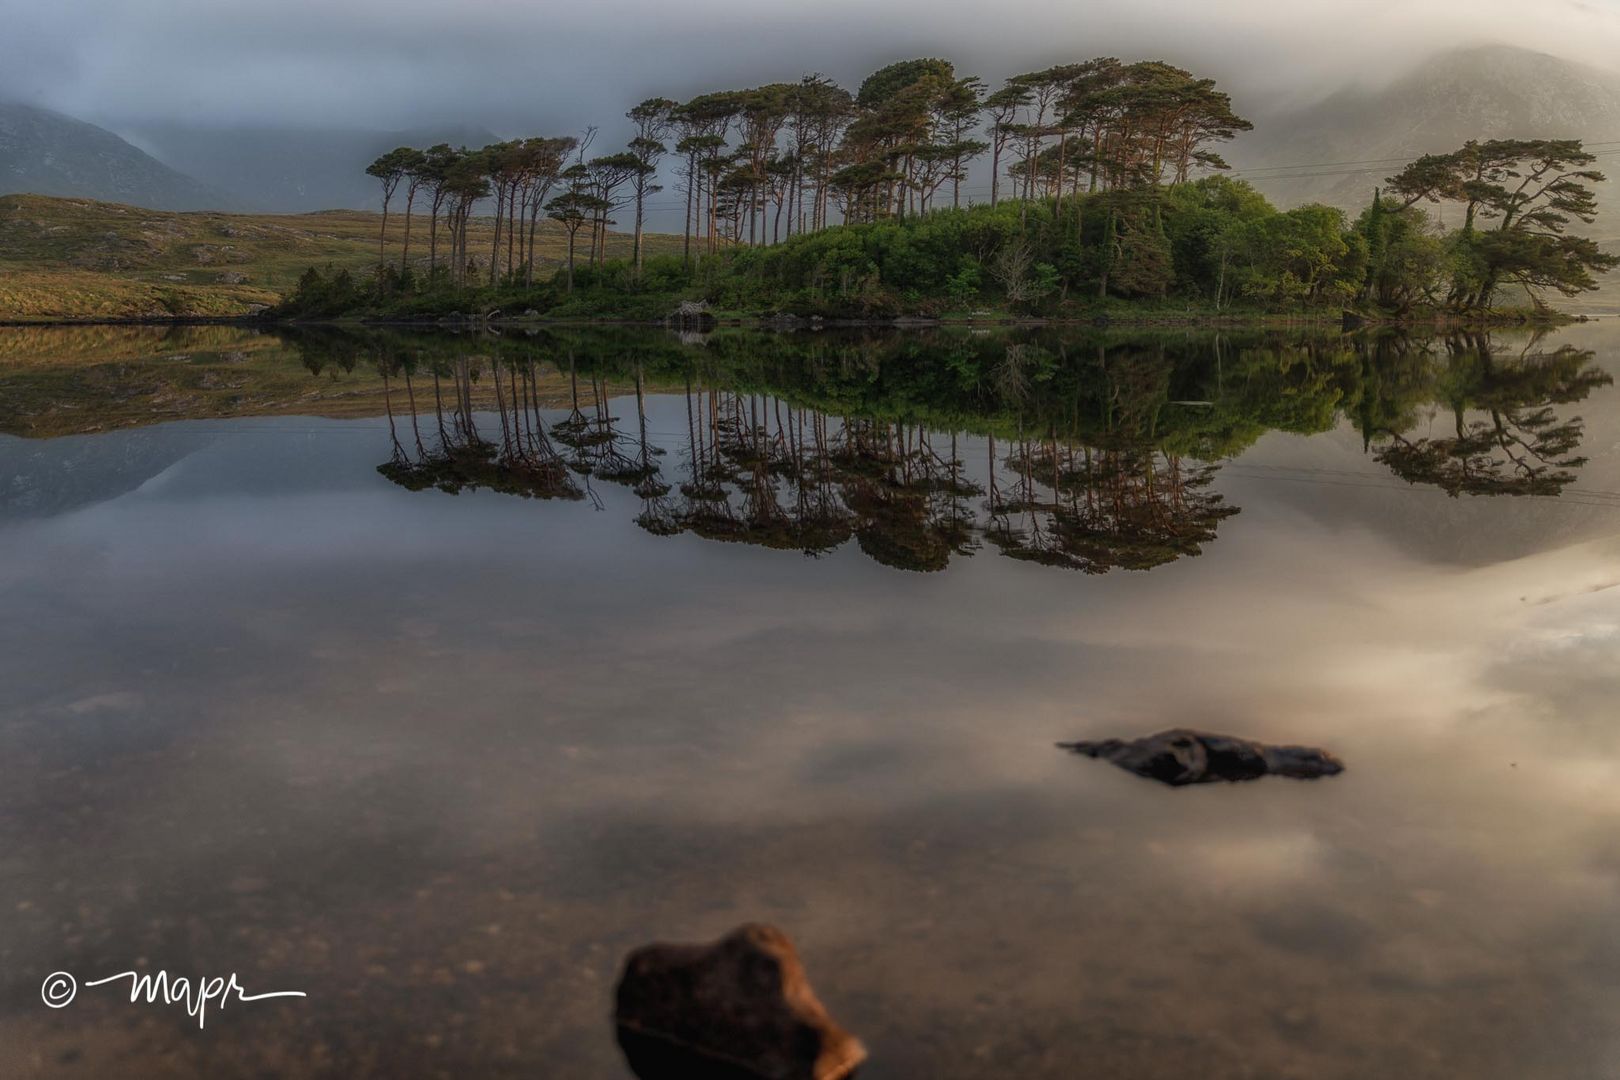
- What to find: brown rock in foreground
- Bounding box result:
[614,923,865,1080]
[1058,728,1345,787]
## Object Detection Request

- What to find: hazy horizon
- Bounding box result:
[7,0,1620,143]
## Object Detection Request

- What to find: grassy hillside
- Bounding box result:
[0,193,686,320]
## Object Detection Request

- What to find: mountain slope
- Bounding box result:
[1233,45,1620,216]
[0,103,226,210]
[122,123,503,213]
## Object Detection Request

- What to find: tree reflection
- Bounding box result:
[989,440,1233,572]
[376,344,584,502]
[1359,334,1611,497]
[307,322,1608,575]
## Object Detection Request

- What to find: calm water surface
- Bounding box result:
[2,324,1620,1078]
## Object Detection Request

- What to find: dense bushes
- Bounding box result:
[694,184,1387,316]
[276,179,1561,322]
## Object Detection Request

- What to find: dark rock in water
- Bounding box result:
[1058,728,1344,787]
[614,923,865,1080]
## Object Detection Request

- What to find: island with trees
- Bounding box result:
[277,56,1618,326]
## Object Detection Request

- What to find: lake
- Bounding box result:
[2,322,1619,1079]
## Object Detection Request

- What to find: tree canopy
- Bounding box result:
[326,58,1611,323]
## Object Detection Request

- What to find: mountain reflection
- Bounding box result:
[305,326,1608,574]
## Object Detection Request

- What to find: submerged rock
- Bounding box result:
[614,923,866,1080]
[1058,728,1344,787]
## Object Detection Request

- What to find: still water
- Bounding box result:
[2,324,1619,1078]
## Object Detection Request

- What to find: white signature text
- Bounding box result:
[42,969,305,1028]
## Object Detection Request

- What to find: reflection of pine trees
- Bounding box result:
[671,380,746,543]
[839,421,950,571]
[626,365,678,535]
[646,404,978,571]
[339,322,1611,574]
[377,352,1231,572]
[674,390,831,551]
[552,356,646,490]
[1362,334,1612,497]
[791,408,857,556]
[984,431,1233,572]
[376,350,583,501]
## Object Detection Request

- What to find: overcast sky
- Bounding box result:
[5,0,1620,136]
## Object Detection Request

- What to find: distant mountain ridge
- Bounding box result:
[0,103,501,215]
[120,122,504,213]
[0,103,226,210]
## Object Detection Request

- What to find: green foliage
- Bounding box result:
[687,188,1382,316]
[280,265,365,318]
[1161,176,1273,302]
[1109,210,1175,299]
[279,157,1610,323]
[317,52,1620,325]
[1353,195,1450,312]
[857,59,957,108]
[1224,204,1363,306]
[945,263,982,304]
[1383,139,1620,311]
[311,83,1617,324]
[280,179,1551,321]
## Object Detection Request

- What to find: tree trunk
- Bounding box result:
[1053,133,1067,219]
[990,134,1001,206]
[489,185,504,287]
[377,197,390,266]
[428,205,439,278]
[400,187,415,274]
[628,191,641,278]
[526,201,541,287]
[707,168,718,254]
[682,158,694,266]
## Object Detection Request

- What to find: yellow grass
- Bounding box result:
[0,193,683,320]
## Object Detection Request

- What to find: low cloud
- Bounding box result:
[3,0,1619,135]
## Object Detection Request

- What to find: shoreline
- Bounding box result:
[0,310,1594,331]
